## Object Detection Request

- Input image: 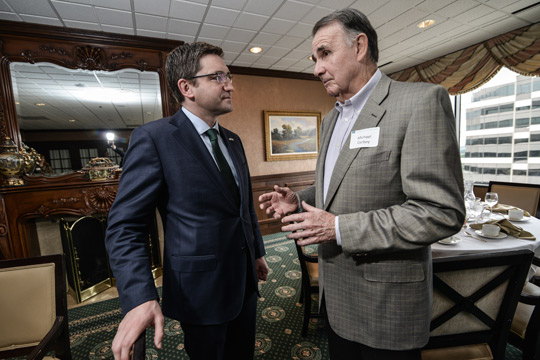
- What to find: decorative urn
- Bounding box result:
[0,137,25,186]
[82,157,119,181]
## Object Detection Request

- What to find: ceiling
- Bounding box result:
[2,0,540,131]
[2,0,539,75]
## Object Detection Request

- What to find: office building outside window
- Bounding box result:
[460,67,540,184]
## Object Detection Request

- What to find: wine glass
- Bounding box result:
[485,192,499,218]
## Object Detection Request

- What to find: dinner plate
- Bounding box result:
[504,214,531,222]
[474,230,507,239]
[437,236,461,245]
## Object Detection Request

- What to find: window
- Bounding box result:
[49,149,72,174]
[534,78,540,92]
[471,138,483,145]
[517,82,531,95]
[460,68,540,184]
[515,118,530,128]
[498,119,513,128]
[472,83,514,102]
[80,148,98,167]
[514,151,528,160]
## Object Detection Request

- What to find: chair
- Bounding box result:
[294,241,322,336]
[421,250,534,360]
[531,256,540,287]
[509,279,540,360]
[487,181,540,218]
[0,254,72,360]
[131,331,146,360]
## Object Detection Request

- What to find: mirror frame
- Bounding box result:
[0,19,181,182]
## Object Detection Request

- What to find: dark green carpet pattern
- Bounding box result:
[51,233,524,359]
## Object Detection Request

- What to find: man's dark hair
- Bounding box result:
[312,8,379,63]
[166,42,224,103]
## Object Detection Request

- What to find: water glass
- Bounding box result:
[469,198,484,224]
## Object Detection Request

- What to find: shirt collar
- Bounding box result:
[182,107,220,135]
[335,69,382,114]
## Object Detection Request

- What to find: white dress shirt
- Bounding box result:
[324,69,382,245]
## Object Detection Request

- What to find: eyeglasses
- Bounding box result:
[188,71,233,84]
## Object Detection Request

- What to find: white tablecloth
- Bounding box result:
[431,215,540,259]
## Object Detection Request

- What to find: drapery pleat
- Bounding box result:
[389,22,540,95]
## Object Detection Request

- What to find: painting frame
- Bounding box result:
[264,110,321,161]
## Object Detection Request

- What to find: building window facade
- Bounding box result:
[460,68,540,184]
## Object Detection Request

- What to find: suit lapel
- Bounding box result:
[220,127,246,204]
[323,74,391,210]
[169,111,239,206]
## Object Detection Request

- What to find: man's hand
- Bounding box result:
[255,256,270,281]
[282,201,337,245]
[258,185,298,219]
[112,300,164,360]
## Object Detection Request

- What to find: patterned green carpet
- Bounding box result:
[66,232,329,359]
[30,233,526,359]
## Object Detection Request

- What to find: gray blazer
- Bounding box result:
[297,73,466,350]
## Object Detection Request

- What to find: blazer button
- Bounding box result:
[240,246,246,252]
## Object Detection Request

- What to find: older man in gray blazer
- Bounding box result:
[259,8,465,359]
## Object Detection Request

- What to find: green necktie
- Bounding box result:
[206,129,240,204]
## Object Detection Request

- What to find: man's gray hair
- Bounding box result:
[312,8,379,63]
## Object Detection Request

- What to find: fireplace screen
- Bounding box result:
[60,215,112,303]
[60,214,162,303]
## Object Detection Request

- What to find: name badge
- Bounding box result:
[350,127,380,149]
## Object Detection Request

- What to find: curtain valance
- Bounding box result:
[389,22,540,95]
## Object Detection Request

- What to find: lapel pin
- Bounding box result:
[229,138,234,141]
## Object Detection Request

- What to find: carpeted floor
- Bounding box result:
[22,232,526,359]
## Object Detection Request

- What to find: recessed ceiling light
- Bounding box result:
[15,101,19,105]
[68,119,76,122]
[250,46,263,54]
[417,19,435,29]
[35,103,46,106]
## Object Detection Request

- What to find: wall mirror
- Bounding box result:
[12,62,162,174]
[0,20,180,182]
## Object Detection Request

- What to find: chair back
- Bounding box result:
[0,254,71,359]
[488,181,540,218]
[423,250,533,360]
[294,242,319,287]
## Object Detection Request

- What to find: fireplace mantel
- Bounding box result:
[0,172,118,259]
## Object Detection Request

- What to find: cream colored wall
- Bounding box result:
[218,74,335,177]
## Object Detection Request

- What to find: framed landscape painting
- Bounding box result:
[264,111,321,161]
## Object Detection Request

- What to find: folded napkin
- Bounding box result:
[492,203,531,217]
[469,219,536,240]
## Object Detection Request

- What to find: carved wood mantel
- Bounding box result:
[0,172,118,259]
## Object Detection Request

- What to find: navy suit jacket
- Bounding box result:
[105,109,265,325]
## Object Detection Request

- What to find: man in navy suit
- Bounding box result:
[105,42,269,360]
